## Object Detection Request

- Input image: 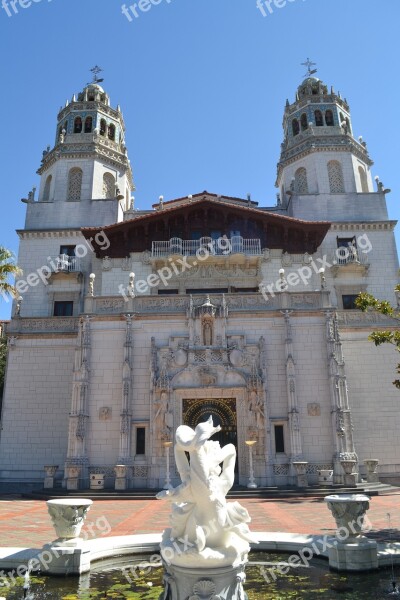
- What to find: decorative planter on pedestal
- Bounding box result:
[292,462,308,488]
[364,459,379,484]
[340,459,357,487]
[44,465,58,489]
[45,499,93,575]
[47,499,93,546]
[65,466,81,491]
[318,469,333,486]
[324,494,377,571]
[114,465,128,490]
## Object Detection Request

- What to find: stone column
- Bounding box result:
[44,465,58,489]
[325,312,358,484]
[282,311,304,483]
[118,315,134,468]
[292,461,308,488]
[65,316,91,488]
[47,499,92,546]
[364,459,379,483]
[258,335,274,486]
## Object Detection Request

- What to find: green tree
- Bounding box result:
[355,287,400,388]
[0,246,21,300]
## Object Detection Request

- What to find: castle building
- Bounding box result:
[0,71,399,491]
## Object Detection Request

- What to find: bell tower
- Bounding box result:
[276,62,376,220]
[27,69,134,230]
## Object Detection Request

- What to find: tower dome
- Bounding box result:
[297,76,328,99]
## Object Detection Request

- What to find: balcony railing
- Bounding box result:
[51,255,81,273]
[152,236,262,258]
[332,247,369,267]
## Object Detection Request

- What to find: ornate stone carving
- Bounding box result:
[47,499,92,545]
[102,256,112,271]
[199,367,217,386]
[99,407,112,421]
[307,403,321,416]
[325,494,370,541]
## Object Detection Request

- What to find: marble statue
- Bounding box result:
[157,417,257,570]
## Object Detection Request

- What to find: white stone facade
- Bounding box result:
[0,76,399,491]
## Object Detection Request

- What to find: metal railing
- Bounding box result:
[152,236,262,258]
[332,247,369,267]
[51,255,81,272]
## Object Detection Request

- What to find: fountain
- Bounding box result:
[156,416,258,599]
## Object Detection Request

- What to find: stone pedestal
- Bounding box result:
[65,466,81,491]
[364,459,379,484]
[325,494,377,571]
[340,460,357,486]
[44,465,58,489]
[47,499,92,547]
[292,461,308,488]
[328,540,378,572]
[162,561,246,600]
[114,465,128,491]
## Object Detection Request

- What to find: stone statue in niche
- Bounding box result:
[156,417,257,568]
[249,390,265,429]
[202,319,213,346]
[155,391,174,430]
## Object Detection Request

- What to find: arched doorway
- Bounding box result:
[182,398,238,472]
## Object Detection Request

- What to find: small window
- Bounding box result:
[274,425,285,453]
[292,119,300,136]
[54,301,73,317]
[294,167,308,194]
[74,117,82,133]
[158,289,179,295]
[325,110,334,126]
[60,245,76,257]
[136,427,146,455]
[342,295,358,310]
[67,168,83,201]
[358,166,369,193]
[100,119,107,136]
[232,287,259,293]
[84,116,93,133]
[300,114,308,131]
[103,173,116,199]
[337,237,356,249]
[315,110,323,127]
[328,160,345,193]
[43,175,52,202]
[186,288,229,295]
[108,124,116,141]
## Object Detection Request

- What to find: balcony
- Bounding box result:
[152,236,262,259]
[330,247,370,277]
[51,255,81,273]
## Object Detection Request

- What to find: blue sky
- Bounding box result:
[0,0,399,319]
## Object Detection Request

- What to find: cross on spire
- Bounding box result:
[89,65,104,84]
[301,58,318,78]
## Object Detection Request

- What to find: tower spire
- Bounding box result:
[301,58,318,78]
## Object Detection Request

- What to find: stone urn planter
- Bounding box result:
[292,461,308,488]
[43,465,58,489]
[114,464,128,491]
[318,469,333,485]
[364,459,379,483]
[47,499,93,546]
[324,494,378,571]
[340,459,357,486]
[324,494,370,541]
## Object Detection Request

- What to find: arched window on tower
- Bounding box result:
[325,110,334,126]
[103,173,115,199]
[108,124,116,141]
[100,119,107,136]
[74,117,82,134]
[328,161,345,193]
[84,116,93,133]
[294,167,308,194]
[300,114,308,131]
[345,118,352,135]
[43,175,52,202]
[292,119,300,136]
[68,168,83,201]
[315,110,323,127]
[358,166,369,193]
